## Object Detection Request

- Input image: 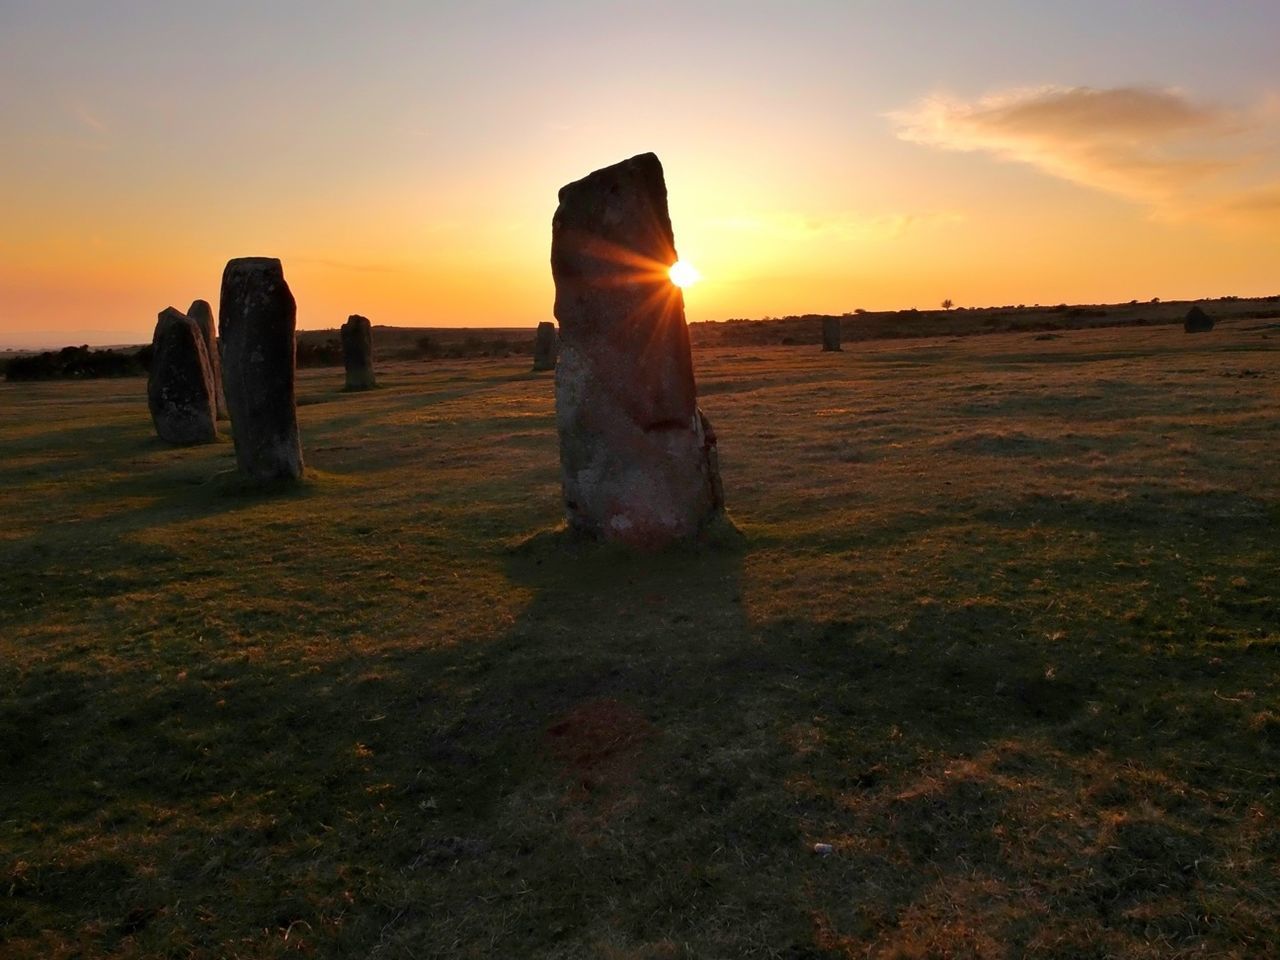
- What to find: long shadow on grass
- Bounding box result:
[4,520,1278,957]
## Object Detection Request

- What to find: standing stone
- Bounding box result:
[1184,304,1215,333]
[821,317,842,352]
[147,307,217,445]
[186,298,228,419]
[219,257,304,480]
[532,321,558,371]
[551,152,723,547]
[341,314,377,390]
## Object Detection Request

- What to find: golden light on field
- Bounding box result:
[668,260,701,288]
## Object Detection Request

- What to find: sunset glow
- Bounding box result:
[1,3,1278,348]
[668,260,701,289]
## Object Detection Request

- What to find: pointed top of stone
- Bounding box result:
[552,153,677,282]
[187,299,214,324]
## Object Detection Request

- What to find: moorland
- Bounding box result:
[2,317,1278,958]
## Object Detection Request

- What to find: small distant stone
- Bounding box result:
[341,314,377,390]
[1184,305,1215,333]
[532,321,558,372]
[812,842,834,856]
[147,307,217,445]
[821,317,842,352]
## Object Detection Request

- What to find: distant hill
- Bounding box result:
[8,296,1279,381]
[687,295,1280,348]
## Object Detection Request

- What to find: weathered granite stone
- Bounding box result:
[219,257,304,480]
[1184,304,1215,333]
[341,314,377,390]
[186,298,228,419]
[147,306,217,445]
[532,321,558,371]
[551,152,723,547]
[822,317,842,352]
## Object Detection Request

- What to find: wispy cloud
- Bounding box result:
[72,102,108,135]
[888,85,1279,224]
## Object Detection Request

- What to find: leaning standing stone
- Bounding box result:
[532,321,558,371]
[821,317,842,352]
[219,257,304,480]
[147,306,217,445]
[186,298,228,419]
[551,152,723,547]
[341,314,377,390]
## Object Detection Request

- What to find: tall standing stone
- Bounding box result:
[219,257,304,480]
[551,152,723,547]
[341,314,377,390]
[147,306,217,445]
[186,298,228,419]
[532,321,558,372]
[821,317,842,352]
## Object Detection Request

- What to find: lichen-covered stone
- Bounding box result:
[341,314,377,390]
[186,298,227,419]
[532,321,558,371]
[822,317,842,352]
[219,257,303,480]
[147,306,217,445]
[551,152,723,547]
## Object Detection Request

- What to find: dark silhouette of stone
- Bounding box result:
[1184,305,1215,333]
[532,321,558,371]
[341,314,377,390]
[822,317,842,352]
[186,298,227,419]
[147,306,217,445]
[551,152,723,547]
[219,257,303,480]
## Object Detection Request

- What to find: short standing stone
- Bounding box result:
[1184,304,1215,333]
[532,321,558,371]
[822,317,842,352]
[186,298,228,419]
[551,152,723,547]
[147,307,217,445]
[341,314,377,390]
[219,257,304,480]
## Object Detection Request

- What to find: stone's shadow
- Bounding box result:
[5,514,1277,955]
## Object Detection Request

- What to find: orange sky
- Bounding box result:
[2,2,1278,348]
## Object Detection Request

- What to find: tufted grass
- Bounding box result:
[1,320,1278,958]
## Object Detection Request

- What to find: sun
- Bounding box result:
[668,260,701,288]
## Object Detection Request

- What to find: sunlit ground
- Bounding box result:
[1,320,1278,957]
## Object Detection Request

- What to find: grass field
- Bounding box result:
[2,319,1278,958]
